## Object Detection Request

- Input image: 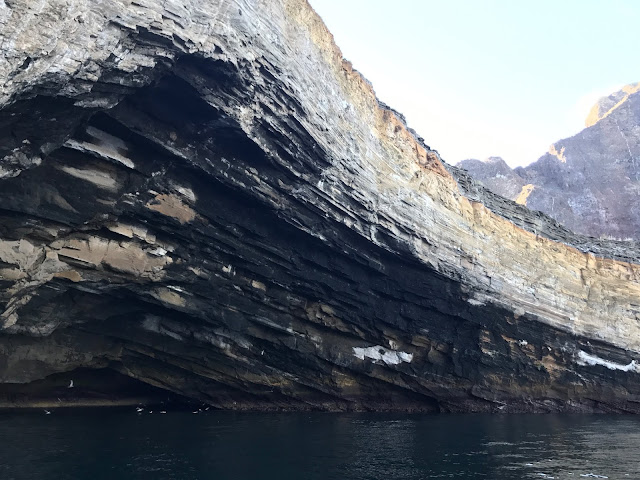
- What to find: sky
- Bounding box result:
[307,0,640,167]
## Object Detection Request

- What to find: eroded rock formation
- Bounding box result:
[1,0,640,412]
[459,83,640,240]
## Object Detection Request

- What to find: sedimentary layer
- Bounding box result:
[1,0,640,412]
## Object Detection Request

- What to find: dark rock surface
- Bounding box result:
[458,84,640,240]
[1,0,640,413]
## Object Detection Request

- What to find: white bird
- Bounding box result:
[160,411,167,414]
[136,407,144,413]
[68,380,74,388]
[44,409,51,415]
[192,410,199,414]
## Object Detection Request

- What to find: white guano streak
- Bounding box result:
[577,350,639,373]
[353,345,413,365]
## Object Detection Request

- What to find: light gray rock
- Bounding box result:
[458,84,640,240]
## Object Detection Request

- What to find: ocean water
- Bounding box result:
[0,410,637,479]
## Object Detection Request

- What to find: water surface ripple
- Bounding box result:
[0,411,637,479]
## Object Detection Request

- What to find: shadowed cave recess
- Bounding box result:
[2,2,640,413]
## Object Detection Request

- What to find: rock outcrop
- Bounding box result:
[456,157,528,202]
[586,82,640,128]
[459,83,640,240]
[1,0,640,412]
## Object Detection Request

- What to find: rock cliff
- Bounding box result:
[1,0,640,412]
[459,83,640,240]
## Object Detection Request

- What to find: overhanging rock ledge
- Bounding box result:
[1,0,640,412]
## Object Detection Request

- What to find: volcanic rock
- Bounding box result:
[1,0,640,412]
[459,83,640,240]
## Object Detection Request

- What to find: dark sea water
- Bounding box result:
[0,410,638,480]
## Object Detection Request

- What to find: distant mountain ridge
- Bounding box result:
[585,82,640,128]
[458,83,640,239]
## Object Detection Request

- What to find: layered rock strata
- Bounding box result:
[1,0,640,412]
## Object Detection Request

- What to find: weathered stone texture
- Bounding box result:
[1,0,640,412]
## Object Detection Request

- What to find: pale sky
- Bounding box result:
[308,0,640,167]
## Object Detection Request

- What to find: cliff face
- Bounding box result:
[459,84,640,240]
[2,0,640,412]
[585,82,640,128]
[457,157,527,202]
